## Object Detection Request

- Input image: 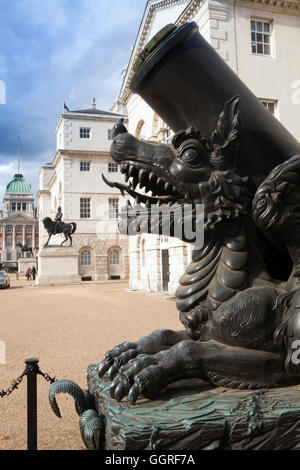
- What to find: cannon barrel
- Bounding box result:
[130,22,300,187]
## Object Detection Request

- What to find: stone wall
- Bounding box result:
[72,232,129,281]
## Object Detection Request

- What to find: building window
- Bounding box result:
[260,99,278,117]
[16,225,22,233]
[26,225,32,233]
[11,203,16,211]
[109,198,119,219]
[6,236,12,246]
[80,250,92,266]
[25,237,31,246]
[6,226,12,233]
[108,129,113,140]
[251,20,271,55]
[6,253,11,261]
[109,249,120,265]
[17,202,21,211]
[22,202,26,211]
[80,128,90,139]
[80,198,91,218]
[16,236,22,245]
[108,162,118,173]
[80,161,91,172]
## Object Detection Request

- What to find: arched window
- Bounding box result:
[109,249,120,265]
[135,119,145,139]
[80,250,92,266]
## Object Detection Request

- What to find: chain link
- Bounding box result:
[38,370,56,384]
[0,367,56,398]
[0,368,27,398]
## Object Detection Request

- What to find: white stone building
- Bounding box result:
[0,173,39,270]
[37,100,129,281]
[111,0,300,294]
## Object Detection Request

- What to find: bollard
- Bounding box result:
[25,358,39,450]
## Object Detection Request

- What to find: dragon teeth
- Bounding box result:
[149,172,156,183]
[164,182,172,192]
[128,165,135,177]
[132,176,138,190]
[138,169,147,188]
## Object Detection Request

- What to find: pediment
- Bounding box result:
[0,213,37,224]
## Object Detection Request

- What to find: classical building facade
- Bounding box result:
[0,173,39,269]
[37,100,129,281]
[111,0,300,294]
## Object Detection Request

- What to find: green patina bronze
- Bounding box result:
[5,174,32,194]
[132,24,177,73]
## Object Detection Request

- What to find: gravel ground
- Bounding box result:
[0,277,181,450]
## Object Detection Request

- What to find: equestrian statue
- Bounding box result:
[42,206,77,247]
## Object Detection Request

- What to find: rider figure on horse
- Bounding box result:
[53,206,63,235]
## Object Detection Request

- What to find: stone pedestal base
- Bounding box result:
[87,364,300,450]
[18,257,37,276]
[36,245,81,286]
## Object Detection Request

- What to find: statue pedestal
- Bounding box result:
[18,257,37,276]
[87,364,300,450]
[36,245,81,286]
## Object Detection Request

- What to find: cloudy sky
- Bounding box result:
[0,0,147,206]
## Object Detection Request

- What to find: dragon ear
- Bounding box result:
[171,126,210,151]
[210,96,241,170]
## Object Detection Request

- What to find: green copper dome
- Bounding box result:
[5,174,32,195]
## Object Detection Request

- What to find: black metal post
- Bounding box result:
[25,358,39,451]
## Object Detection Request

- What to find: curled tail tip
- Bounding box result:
[49,379,92,418]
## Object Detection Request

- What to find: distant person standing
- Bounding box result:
[26,267,31,281]
[31,266,36,281]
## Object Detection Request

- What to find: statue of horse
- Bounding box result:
[17,242,36,257]
[42,217,77,247]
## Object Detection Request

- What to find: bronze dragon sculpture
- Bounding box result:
[48,22,300,450]
[48,96,300,449]
[96,96,300,404]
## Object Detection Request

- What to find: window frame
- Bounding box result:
[108,198,119,219]
[108,162,118,173]
[80,161,91,172]
[109,249,120,265]
[251,19,272,57]
[80,249,92,266]
[259,98,279,119]
[80,197,91,219]
[79,127,91,139]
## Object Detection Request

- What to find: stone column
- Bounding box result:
[32,226,36,249]
[12,225,16,250]
[2,224,6,250]
[22,225,25,245]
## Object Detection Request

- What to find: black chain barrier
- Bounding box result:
[0,358,56,450]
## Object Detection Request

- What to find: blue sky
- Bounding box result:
[0,0,147,204]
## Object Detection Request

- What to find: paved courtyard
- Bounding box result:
[0,277,181,450]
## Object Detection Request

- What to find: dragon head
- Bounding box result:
[104,96,251,244]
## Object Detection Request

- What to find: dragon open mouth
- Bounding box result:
[102,160,185,208]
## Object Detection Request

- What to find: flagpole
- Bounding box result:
[17,136,21,174]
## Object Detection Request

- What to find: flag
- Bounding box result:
[64,103,69,112]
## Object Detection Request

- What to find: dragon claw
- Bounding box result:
[128,384,140,405]
[115,381,130,402]
[97,359,111,378]
[108,364,118,380]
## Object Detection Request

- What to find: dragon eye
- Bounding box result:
[181,148,200,164]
